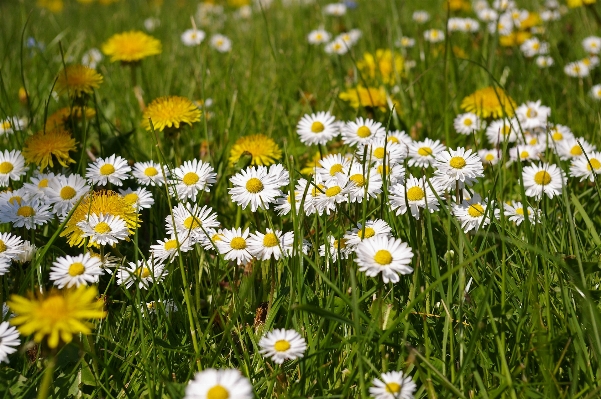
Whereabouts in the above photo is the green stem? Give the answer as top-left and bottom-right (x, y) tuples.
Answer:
(37, 356), (56, 399)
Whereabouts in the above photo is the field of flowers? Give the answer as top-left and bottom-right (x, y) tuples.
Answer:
(1, 0), (601, 397)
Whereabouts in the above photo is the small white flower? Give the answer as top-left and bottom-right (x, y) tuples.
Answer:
(132, 161), (169, 186)
(0, 200), (52, 229)
(49, 253), (104, 288)
(389, 175), (441, 219)
(144, 17), (160, 32)
(485, 118), (519, 145)
(324, 3), (346, 16)
(408, 138), (446, 168)
(522, 163), (566, 200)
(570, 151), (601, 182)
(314, 174), (351, 215)
(556, 138), (596, 160)
(316, 153), (351, 180)
(504, 201), (541, 225)
(181, 28), (206, 47)
(215, 227), (253, 265)
(324, 38), (349, 55)
(452, 194), (499, 233)
(369, 370), (417, 399)
(259, 328), (307, 364)
(169, 159), (217, 201)
(165, 203), (220, 243)
(423, 29), (445, 43)
(478, 148), (501, 165)
(319, 235), (352, 262)
(45, 173), (89, 217)
(210, 34), (232, 52)
(0, 321), (20, 364)
(307, 29), (331, 44)
(515, 100), (551, 130)
(296, 111), (340, 145)
(346, 164), (383, 203)
(77, 213), (129, 246)
(343, 219), (391, 249)
(355, 236), (414, 284)
(564, 61), (590, 78)
(432, 147), (484, 190)
(86, 154), (131, 186)
(247, 229), (294, 260)
(117, 258), (167, 290)
(0, 150), (28, 187)
(583, 36), (601, 54)
(591, 84), (601, 100)
(119, 187), (154, 210)
(150, 235), (193, 263)
(342, 118), (386, 147)
(536, 56), (554, 68)
(412, 10), (430, 23)
(81, 48), (103, 69)
(396, 36), (415, 48)
(454, 113), (482, 135)
(229, 165), (286, 212)
(0, 232), (24, 264)
(184, 369), (252, 399)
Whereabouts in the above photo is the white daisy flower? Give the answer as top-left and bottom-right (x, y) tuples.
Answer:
(324, 38), (349, 55)
(508, 144), (544, 163)
(181, 28), (206, 46)
(77, 213), (129, 246)
(0, 200), (52, 229)
(477, 8), (498, 23)
(319, 236), (352, 262)
(424, 29), (445, 43)
(15, 239), (36, 264)
(86, 154), (131, 186)
(376, 162), (406, 185)
(314, 174), (351, 215)
(347, 164), (383, 203)
(520, 38), (548, 58)
(564, 61), (590, 78)
(556, 138), (596, 160)
(583, 36), (601, 54)
(432, 147), (484, 190)
(247, 229), (294, 261)
(463, 18), (480, 32)
(389, 175), (441, 219)
(408, 138), (446, 168)
(396, 36), (415, 48)
(150, 235), (193, 263)
(274, 190), (300, 216)
(184, 369), (252, 399)
(229, 166), (285, 212)
(132, 161), (169, 186)
(45, 173), (89, 217)
(324, 2), (346, 16)
(355, 236), (414, 283)
(452, 194), (499, 233)
(89, 250), (122, 270)
(197, 228), (224, 251)
(0, 150), (28, 187)
(337, 29), (362, 46)
(412, 10), (430, 23)
(509, 8), (529, 28)
(296, 111), (339, 145)
(0, 188), (27, 208)
(259, 328), (307, 364)
(387, 130), (412, 148)
(341, 118), (386, 146)
(515, 100), (551, 130)
(0, 321), (20, 364)
(591, 84), (601, 100)
(523, 162), (566, 200)
(0, 117), (26, 136)
(0, 232), (24, 263)
(307, 29), (331, 44)
(117, 258), (168, 290)
(546, 124), (573, 144)
(165, 203), (220, 242)
(478, 148), (501, 165)
(119, 187), (155, 210)
(369, 370), (416, 399)
(504, 201), (541, 225)
(169, 159), (217, 201)
(359, 139), (407, 166)
(485, 118), (519, 145)
(454, 113), (482, 135)
(570, 151), (601, 182)
(49, 253), (104, 288)
(488, 14), (513, 35)
(536, 56), (554, 68)
(143, 299), (178, 317)
(295, 176), (325, 216)
(492, 0), (515, 11)
(215, 227), (253, 265)
(0, 259), (9, 276)
(316, 153), (351, 180)
(344, 219), (391, 248)
(144, 17), (160, 32)
(210, 34), (232, 52)
(22, 171), (56, 202)
(81, 48), (103, 69)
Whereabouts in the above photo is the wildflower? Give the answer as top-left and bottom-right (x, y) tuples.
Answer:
(412, 10), (430, 23)
(247, 229), (294, 260)
(454, 113), (482, 135)
(165, 203), (220, 242)
(520, 38), (548, 58)
(132, 160), (169, 186)
(143, 299), (178, 317)
(119, 187), (154, 210)
(102, 30), (161, 63)
(142, 96), (201, 132)
(55, 64), (103, 97)
(485, 118), (518, 145)
(546, 124), (573, 144)
(319, 236), (352, 262)
(504, 201), (541, 225)
(344, 219), (391, 248)
(0, 117), (26, 136)
(389, 176), (441, 219)
(0, 200), (52, 230)
(0, 232), (24, 264)
(461, 87), (516, 119)
(356, 49), (404, 85)
(150, 235), (193, 263)
(341, 117), (386, 146)
(523, 163), (566, 199)
(181, 28), (206, 46)
(77, 213), (129, 246)
(359, 138), (407, 165)
(515, 100), (551, 130)
(259, 329), (307, 364)
(376, 162), (406, 185)
(296, 111), (339, 145)
(556, 138), (596, 160)
(49, 253), (104, 288)
(143, 17), (160, 32)
(45, 173), (89, 217)
(370, 370), (417, 399)
(229, 134), (282, 166)
(184, 369), (253, 399)
(314, 174), (351, 215)
(346, 164), (383, 203)
(536, 56), (554, 68)
(216, 227), (253, 265)
(169, 159), (216, 201)
(210, 34), (232, 52)
(15, 240), (36, 264)
(0, 150), (28, 187)
(355, 236), (414, 283)
(0, 322), (20, 364)
(315, 154), (351, 180)
(45, 106), (96, 130)
(86, 154), (131, 186)
(8, 286), (106, 348)
(591, 84), (601, 100)
(339, 86), (388, 111)
(117, 259), (167, 289)
(324, 39), (349, 55)
(229, 165), (286, 212)
(570, 152), (601, 181)
(324, 2), (346, 15)
(397, 36), (415, 48)
(509, 144), (543, 163)
(564, 61), (590, 78)
(424, 29), (445, 43)
(583, 36), (601, 54)
(307, 29), (331, 44)
(452, 194), (499, 232)
(22, 129), (77, 171)
(408, 138), (446, 168)
(81, 48), (103, 69)
(432, 147), (484, 190)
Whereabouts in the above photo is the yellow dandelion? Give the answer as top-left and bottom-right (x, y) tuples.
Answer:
(499, 31), (532, 47)
(567, 0), (596, 7)
(339, 86), (389, 111)
(229, 134), (282, 166)
(445, 0), (471, 11)
(37, 0), (64, 12)
(141, 96), (201, 132)
(101, 31), (162, 63)
(55, 65), (103, 97)
(460, 87), (516, 119)
(8, 286), (106, 349)
(46, 106), (96, 130)
(22, 129), (77, 171)
(61, 190), (141, 247)
(357, 50), (404, 85)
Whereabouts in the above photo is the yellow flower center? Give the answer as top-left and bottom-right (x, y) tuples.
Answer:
(94, 222), (112, 234)
(407, 186), (425, 201)
(515, 207), (531, 215)
(373, 147), (386, 159)
(144, 166), (158, 176)
(164, 240), (178, 250)
(0, 240), (6, 253)
(570, 146), (583, 156)
(311, 121), (325, 133)
(38, 178), (49, 188)
(387, 136), (399, 144)
(274, 340), (291, 352)
(357, 126), (372, 138)
(534, 170), (551, 185)
(136, 267), (151, 278)
(60, 186), (77, 200)
(385, 382), (401, 393)
(374, 249), (393, 265)
(587, 158), (601, 170)
(311, 184), (325, 197)
(183, 172), (199, 186)
(9, 196), (22, 205)
(206, 385), (229, 399)
(326, 186), (341, 197)
(449, 156), (466, 169)
(502, 126), (511, 136)
(183, 216), (202, 229)
(468, 204), (485, 218)
(1, 121), (11, 130)
(246, 177), (264, 193)
(212, 234), (222, 242)
(333, 238), (347, 249)
(263, 233), (279, 247)
(463, 118), (473, 126)
(350, 174), (365, 187)
(230, 237), (247, 250)
(485, 154), (495, 162)
(100, 164), (115, 175)
(520, 151), (530, 159)
(0, 161), (14, 174)
(417, 147), (432, 156)
(123, 193), (139, 204)
(329, 164), (343, 176)
(68, 262), (86, 276)
(357, 227), (375, 239)
(37, 295), (68, 324)
(17, 206), (35, 217)
(526, 108), (537, 118)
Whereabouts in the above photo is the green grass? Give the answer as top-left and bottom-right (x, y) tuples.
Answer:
(1, 0), (601, 398)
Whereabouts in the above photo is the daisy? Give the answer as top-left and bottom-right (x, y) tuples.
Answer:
(77, 213), (129, 246)
(591, 84), (601, 100)
(570, 152), (601, 182)
(247, 229), (294, 260)
(316, 153), (351, 179)
(117, 258), (167, 289)
(556, 138), (596, 160)
(229, 165), (287, 212)
(452, 194), (499, 233)
(337, 29), (362, 46)
(0, 150), (28, 187)
(215, 227), (253, 265)
(546, 124), (574, 144)
(387, 130), (412, 148)
(296, 111), (339, 145)
(150, 235), (193, 263)
(307, 29), (331, 44)
(407, 138), (446, 168)
(197, 228), (223, 251)
(564, 61), (590, 78)
(22, 171), (56, 202)
(49, 253), (104, 288)
(143, 299), (178, 317)
(344, 219), (391, 248)
(119, 187), (154, 210)
(0, 200), (52, 229)
(0, 117), (26, 136)
(583, 36), (601, 54)
(132, 160), (169, 186)
(181, 28), (205, 46)
(0, 259), (9, 276)
(463, 18), (480, 32)
(397, 36), (415, 48)
(523, 163), (566, 200)
(259, 329), (307, 364)
(424, 29), (445, 43)
(184, 369), (252, 399)
(0, 232), (24, 263)
(169, 159), (217, 201)
(376, 162), (406, 185)
(412, 10), (430, 23)
(360, 139), (406, 165)
(324, 38), (349, 55)
(45, 173), (89, 217)
(324, 3), (346, 16)
(454, 113), (482, 135)
(508, 144), (544, 163)
(81, 48), (103, 69)
(432, 147), (484, 190)
(504, 201), (541, 225)
(369, 370), (416, 399)
(165, 203), (220, 242)
(389, 176), (441, 219)
(319, 236), (352, 262)
(515, 100), (551, 130)
(15, 239), (36, 264)
(347, 164), (383, 203)
(485, 118), (518, 145)
(0, 321), (20, 364)
(478, 149), (500, 166)
(536, 56), (554, 68)
(314, 174), (351, 215)
(274, 190), (300, 216)
(86, 154), (131, 186)
(520, 38), (548, 58)
(354, 235), (414, 284)
(341, 117), (386, 146)
(210, 34), (232, 52)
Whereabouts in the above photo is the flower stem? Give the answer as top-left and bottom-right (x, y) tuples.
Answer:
(37, 356), (56, 399)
